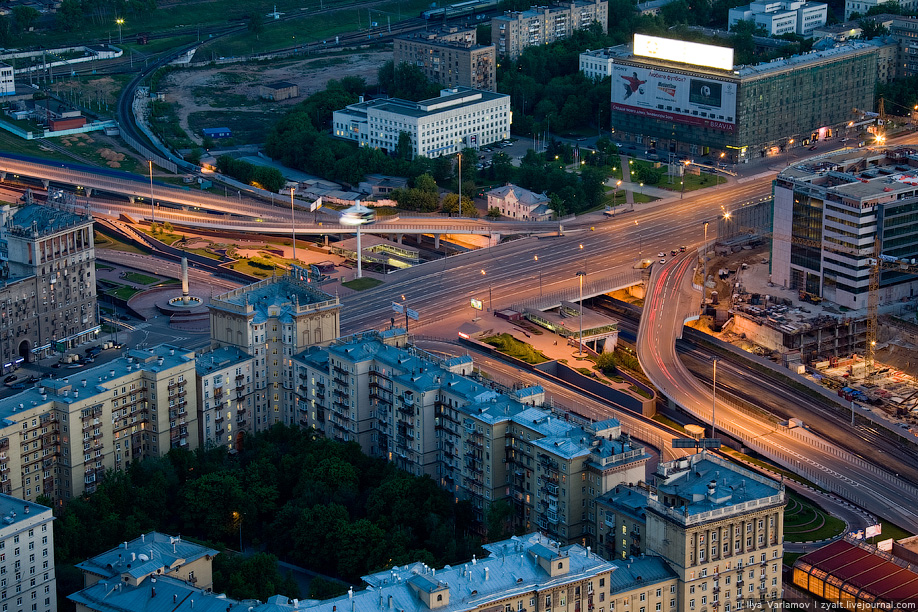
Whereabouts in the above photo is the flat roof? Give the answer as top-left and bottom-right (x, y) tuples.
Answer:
(0, 494), (51, 527)
(195, 345), (252, 376)
(340, 87), (508, 121)
(210, 274), (336, 323)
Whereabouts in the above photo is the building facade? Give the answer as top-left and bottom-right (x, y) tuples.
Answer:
(580, 47), (618, 81)
(0, 64), (13, 97)
(0, 496), (55, 612)
(0, 344), (197, 503)
(772, 147), (918, 310)
(845, 0), (918, 19)
(195, 346), (255, 450)
(891, 16), (918, 78)
(293, 332), (648, 542)
(395, 29), (497, 92)
(0, 204), (99, 366)
(607, 36), (877, 163)
(492, 0), (608, 60)
(728, 0), (827, 37)
(596, 453), (786, 611)
(333, 87), (511, 158)
(487, 184), (553, 220)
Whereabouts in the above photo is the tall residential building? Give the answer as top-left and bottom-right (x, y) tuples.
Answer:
(728, 0), (828, 37)
(891, 16), (918, 78)
(595, 453), (786, 610)
(0, 344), (197, 503)
(293, 332), (648, 541)
(208, 273), (339, 433)
(0, 496), (55, 612)
(772, 147), (918, 309)
(606, 35), (877, 163)
(71, 532), (679, 612)
(395, 28), (497, 92)
(195, 346), (255, 450)
(0, 204), (98, 367)
(492, 0), (608, 59)
(333, 87), (511, 158)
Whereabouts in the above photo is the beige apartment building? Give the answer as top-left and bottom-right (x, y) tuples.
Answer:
(395, 28), (497, 92)
(596, 453), (786, 611)
(294, 332), (647, 538)
(493, 0), (608, 59)
(195, 345), (255, 450)
(208, 273), (339, 433)
(0, 495), (56, 612)
(0, 344), (197, 503)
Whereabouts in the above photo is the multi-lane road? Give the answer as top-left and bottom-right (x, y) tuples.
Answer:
(636, 251), (918, 533)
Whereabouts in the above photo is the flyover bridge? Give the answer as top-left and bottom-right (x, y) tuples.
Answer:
(635, 251), (918, 533)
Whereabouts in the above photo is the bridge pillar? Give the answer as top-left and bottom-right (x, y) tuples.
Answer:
(0, 172), (5, 182)
(41, 179), (49, 190)
(84, 188), (93, 198)
(490, 232), (500, 247)
(128, 196), (135, 204)
(396, 234), (403, 245)
(434, 234), (440, 249)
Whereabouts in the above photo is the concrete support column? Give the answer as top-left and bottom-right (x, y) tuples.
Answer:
(128, 196), (135, 204)
(85, 188), (93, 198)
(434, 234), (440, 249)
(41, 179), (49, 189)
(396, 234), (403, 245)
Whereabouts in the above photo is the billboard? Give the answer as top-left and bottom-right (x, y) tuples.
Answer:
(611, 64), (737, 132)
(634, 34), (734, 71)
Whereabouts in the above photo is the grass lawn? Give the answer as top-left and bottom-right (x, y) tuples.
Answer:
(783, 491), (846, 542)
(95, 263), (115, 271)
(188, 247), (224, 260)
(93, 231), (149, 255)
(877, 520), (913, 541)
(49, 74), (134, 122)
(187, 109), (285, 145)
(342, 277), (383, 290)
(658, 171), (727, 192)
(481, 333), (549, 364)
(124, 272), (163, 285)
(633, 192), (658, 203)
(0, 130), (75, 164)
(106, 286), (143, 301)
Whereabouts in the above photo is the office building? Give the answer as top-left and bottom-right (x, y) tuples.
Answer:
(0, 64), (13, 97)
(333, 87), (511, 158)
(0, 344), (197, 503)
(580, 47), (619, 81)
(596, 452), (786, 609)
(492, 0), (608, 60)
(293, 331), (648, 541)
(772, 147), (918, 310)
(0, 203), (99, 368)
(194, 345), (255, 450)
(394, 28), (497, 92)
(0, 496), (55, 612)
(845, 0), (918, 20)
(71, 533), (681, 612)
(728, 0), (827, 37)
(208, 272), (340, 433)
(607, 35), (877, 163)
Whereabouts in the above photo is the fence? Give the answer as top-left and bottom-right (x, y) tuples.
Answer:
(120, 129), (178, 173)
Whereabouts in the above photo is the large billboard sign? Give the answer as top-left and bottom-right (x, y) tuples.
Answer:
(633, 34), (734, 71)
(611, 64), (737, 132)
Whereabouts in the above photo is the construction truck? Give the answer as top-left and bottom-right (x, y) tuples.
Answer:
(799, 290), (823, 305)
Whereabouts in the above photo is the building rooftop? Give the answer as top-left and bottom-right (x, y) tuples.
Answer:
(210, 274), (337, 324)
(5, 203), (90, 238)
(597, 485), (650, 521)
(75, 532), (218, 581)
(195, 345), (253, 376)
(340, 87), (508, 121)
(649, 452), (783, 521)
(264, 81), (297, 89)
(0, 494), (51, 527)
(0, 344), (194, 424)
(608, 556), (677, 594)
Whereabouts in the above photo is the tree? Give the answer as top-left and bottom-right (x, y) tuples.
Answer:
(377, 61), (441, 101)
(396, 131), (413, 160)
(441, 193), (477, 217)
(413, 173), (438, 194)
(247, 12), (264, 38)
(12, 6), (39, 31)
(486, 207), (501, 219)
(595, 351), (617, 374)
(56, 0), (83, 31)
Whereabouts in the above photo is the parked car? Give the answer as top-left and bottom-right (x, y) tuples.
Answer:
(3, 374), (15, 384)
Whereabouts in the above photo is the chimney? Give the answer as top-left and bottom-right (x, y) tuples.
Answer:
(23, 505), (29, 515)
(348, 588), (354, 599)
(191, 600), (194, 608)
(131, 553), (136, 562)
(174, 595), (178, 603)
(388, 597), (393, 610)
(152, 588), (156, 598)
(484, 568), (489, 581)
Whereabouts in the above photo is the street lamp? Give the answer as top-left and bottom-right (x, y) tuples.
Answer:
(712, 359), (717, 439)
(148, 159), (155, 223)
(340, 202), (376, 279)
(613, 180), (622, 211)
(785, 138), (794, 167)
(534, 255), (542, 298)
(702, 221), (709, 308)
(116, 18), (124, 44)
(232, 511), (243, 552)
(481, 269), (492, 313)
(576, 271), (586, 357)
(457, 150), (462, 214)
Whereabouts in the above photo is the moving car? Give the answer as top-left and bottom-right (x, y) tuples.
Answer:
(657, 252), (666, 258)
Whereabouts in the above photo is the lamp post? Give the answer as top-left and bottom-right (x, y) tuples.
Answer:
(785, 138), (794, 167)
(148, 159), (155, 223)
(289, 187), (297, 264)
(712, 359), (717, 438)
(116, 18), (124, 44)
(534, 255), (542, 298)
(613, 180), (622, 212)
(576, 271), (586, 357)
(232, 511), (243, 553)
(481, 270), (492, 313)
(702, 221), (709, 308)
(457, 150), (462, 214)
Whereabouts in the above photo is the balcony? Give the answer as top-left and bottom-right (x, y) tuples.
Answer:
(545, 482), (559, 496)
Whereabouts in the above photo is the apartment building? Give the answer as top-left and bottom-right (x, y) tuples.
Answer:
(845, 0), (918, 20)
(333, 87), (511, 158)
(772, 147), (918, 309)
(0, 344), (197, 503)
(596, 453), (786, 611)
(208, 273), (339, 434)
(0, 204), (98, 368)
(891, 16), (918, 78)
(492, 0), (608, 60)
(195, 346), (255, 450)
(294, 332), (647, 541)
(0, 496), (55, 612)
(394, 28), (497, 92)
(0, 64), (13, 97)
(728, 0), (827, 37)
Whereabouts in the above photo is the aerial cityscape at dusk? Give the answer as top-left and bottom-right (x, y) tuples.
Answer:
(0, 0), (916, 608)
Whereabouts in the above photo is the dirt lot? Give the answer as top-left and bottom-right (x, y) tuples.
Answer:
(160, 50), (390, 145)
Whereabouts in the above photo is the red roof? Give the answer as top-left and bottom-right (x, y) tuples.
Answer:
(797, 539), (918, 604)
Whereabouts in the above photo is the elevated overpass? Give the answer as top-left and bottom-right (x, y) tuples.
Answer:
(636, 251), (918, 533)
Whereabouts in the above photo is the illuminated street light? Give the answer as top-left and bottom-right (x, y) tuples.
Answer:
(577, 270), (586, 357)
(534, 255), (542, 298)
(340, 202), (376, 279)
(116, 18), (124, 44)
(481, 269), (492, 313)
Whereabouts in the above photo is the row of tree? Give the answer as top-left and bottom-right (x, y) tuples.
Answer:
(49, 425), (491, 609)
(216, 155), (286, 193)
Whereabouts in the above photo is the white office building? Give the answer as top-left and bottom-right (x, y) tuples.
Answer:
(0, 64), (13, 97)
(845, 0), (918, 19)
(0, 496), (56, 612)
(333, 87), (511, 158)
(579, 47), (621, 80)
(729, 0), (828, 37)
